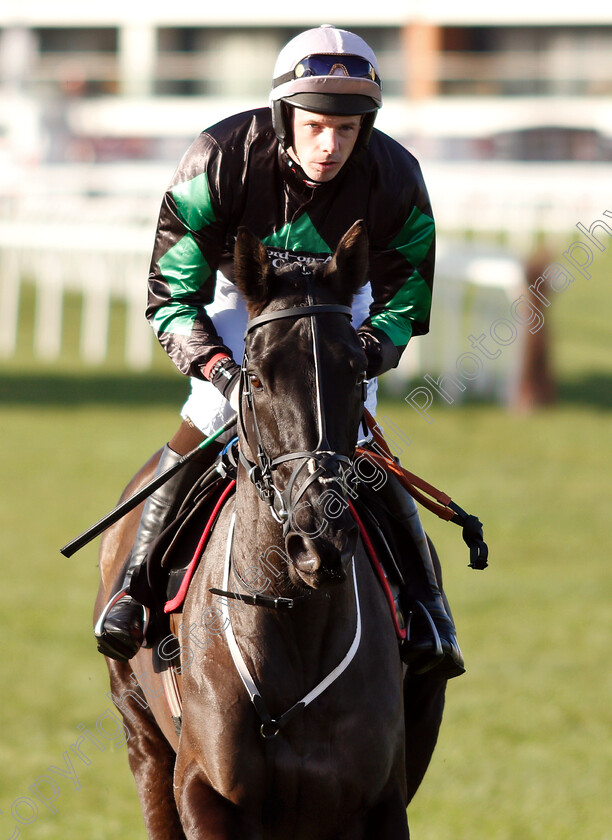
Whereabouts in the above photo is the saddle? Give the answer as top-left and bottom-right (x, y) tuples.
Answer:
(128, 463), (235, 633)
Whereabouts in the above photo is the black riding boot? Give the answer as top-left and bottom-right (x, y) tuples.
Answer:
(376, 472), (465, 680)
(96, 442), (219, 661)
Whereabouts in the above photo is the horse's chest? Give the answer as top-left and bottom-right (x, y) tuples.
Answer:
(180, 539), (404, 829)
(184, 647), (403, 819)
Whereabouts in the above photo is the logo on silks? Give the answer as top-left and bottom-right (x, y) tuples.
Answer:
(265, 248), (333, 273)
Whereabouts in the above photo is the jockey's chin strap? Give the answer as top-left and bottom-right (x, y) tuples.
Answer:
(238, 300), (356, 534)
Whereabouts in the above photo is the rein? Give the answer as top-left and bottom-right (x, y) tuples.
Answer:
(361, 411), (488, 570)
(238, 301), (355, 532)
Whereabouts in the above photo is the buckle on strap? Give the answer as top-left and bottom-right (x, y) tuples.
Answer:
(209, 587), (300, 610)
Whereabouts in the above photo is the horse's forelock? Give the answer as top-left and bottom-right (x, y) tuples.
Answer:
(248, 266), (313, 315)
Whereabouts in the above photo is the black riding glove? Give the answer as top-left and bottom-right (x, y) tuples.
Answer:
(357, 326), (402, 379)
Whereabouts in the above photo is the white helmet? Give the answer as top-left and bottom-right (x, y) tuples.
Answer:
(270, 25), (383, 149)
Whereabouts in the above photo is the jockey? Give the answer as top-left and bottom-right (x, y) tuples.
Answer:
(97, 25), (464, 679)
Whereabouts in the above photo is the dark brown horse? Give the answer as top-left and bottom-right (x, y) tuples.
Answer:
(95, 222), (446, 839)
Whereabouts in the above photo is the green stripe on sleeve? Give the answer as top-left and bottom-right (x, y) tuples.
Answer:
(370, 270), (432, 346)
(171, 172), (216, 232)
(150, 304), (199, 337)
(389, 205), (435, 268)
(157, 232), (212, 298)
(154, 232), (212, 336)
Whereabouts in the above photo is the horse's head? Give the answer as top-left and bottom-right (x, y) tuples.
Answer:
(234, 221), (369, 589)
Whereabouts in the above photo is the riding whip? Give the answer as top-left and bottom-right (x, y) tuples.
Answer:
(60, 414), (237, 558)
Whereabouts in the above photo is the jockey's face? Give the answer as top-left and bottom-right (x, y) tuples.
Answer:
(289, 110), (363, 183)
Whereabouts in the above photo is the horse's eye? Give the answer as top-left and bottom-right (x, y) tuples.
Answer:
(249, 373), (263, 390)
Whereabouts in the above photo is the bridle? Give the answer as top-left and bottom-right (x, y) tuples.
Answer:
(238, 300), (360, 535)
(217, 299), (367, 739)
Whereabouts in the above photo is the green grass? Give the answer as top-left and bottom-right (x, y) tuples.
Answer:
(1, 237), (611, 838)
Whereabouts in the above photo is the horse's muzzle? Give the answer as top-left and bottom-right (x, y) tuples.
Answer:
(285, 524), (357, 589)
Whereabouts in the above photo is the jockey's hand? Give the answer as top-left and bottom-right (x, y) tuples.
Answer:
(209, 357), (241, 403)
(357, 326), (401, 378)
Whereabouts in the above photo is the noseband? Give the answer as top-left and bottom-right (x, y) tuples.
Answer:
(238, 302), (356, 534)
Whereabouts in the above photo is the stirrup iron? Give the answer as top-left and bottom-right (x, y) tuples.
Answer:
(94, 587), (150, 641)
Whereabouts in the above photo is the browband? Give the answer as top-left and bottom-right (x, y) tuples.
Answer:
(244, 304), (352, 337)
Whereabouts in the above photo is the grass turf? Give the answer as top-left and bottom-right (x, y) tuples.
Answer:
(1, 236), (611, 838)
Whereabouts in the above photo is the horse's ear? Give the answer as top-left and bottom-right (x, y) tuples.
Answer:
(324, 220), (369, 303)
(234, 227), (273, 309)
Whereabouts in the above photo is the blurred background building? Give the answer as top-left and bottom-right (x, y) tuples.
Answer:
(1, 2), (610, 397)
(2, 3), (611, 220)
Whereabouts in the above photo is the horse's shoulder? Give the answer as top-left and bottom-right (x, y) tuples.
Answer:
(97, 448), (164, 596)
(120, 449), (164, 502)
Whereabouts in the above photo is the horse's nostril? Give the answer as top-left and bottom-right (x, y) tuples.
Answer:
(286, 533), (320, 572)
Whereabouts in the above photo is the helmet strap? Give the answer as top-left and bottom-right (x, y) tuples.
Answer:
(281, 101), (294, 149)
